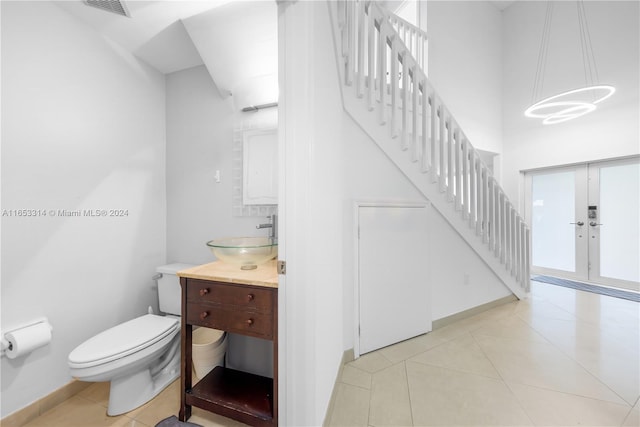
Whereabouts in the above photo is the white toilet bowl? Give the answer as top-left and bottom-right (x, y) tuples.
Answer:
(68, 314), (181, 415)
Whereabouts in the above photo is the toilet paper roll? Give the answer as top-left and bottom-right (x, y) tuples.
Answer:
(5, 322), (52, 359)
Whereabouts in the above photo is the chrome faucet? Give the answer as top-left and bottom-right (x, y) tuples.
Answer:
(256, 214), (277, 241)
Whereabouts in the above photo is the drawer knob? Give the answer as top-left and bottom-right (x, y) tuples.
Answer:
(200, 311), (209, 320)
(199, 288), (209, 297)
(247, 294), (254, 301)
(246, 318), (254, 326)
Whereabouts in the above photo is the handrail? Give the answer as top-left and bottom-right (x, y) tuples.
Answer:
(335, 0), (530, 293)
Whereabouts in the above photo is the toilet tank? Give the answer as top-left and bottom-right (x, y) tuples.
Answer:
(156, 263), (195, 315)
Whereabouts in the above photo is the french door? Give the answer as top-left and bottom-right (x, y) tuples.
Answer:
(524, 157), (639, 292)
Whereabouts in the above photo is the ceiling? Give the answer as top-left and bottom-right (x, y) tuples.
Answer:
(182, 1), (277, 103)
(54, 0), (278, 107)
(55, 1), (228, 73)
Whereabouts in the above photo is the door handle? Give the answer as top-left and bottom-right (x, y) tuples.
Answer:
(570, 221), (584, 226)
(589, 221), (603, 227)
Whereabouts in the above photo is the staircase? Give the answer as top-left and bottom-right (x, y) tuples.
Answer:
(330, 1), (530, 299)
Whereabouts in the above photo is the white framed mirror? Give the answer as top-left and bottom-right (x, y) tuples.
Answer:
(243, 128), (278, 205)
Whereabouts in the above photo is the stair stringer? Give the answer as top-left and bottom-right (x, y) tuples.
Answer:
(327, 2), (527, 299)
(343, 95), (526, 299)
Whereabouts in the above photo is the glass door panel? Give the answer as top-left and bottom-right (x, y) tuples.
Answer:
(531, 171), (576, 272)
(589, 160), (640, 289)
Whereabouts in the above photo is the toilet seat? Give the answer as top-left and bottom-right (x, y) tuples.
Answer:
(69, 314), (179, 369)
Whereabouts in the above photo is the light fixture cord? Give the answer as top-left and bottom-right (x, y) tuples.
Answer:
(577, 0), (600, 102)
(532, 2), (554, 104)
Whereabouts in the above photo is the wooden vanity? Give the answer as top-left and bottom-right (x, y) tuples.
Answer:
(177, 261), (278, 426)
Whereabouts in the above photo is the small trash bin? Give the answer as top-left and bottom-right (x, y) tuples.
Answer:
(192, 327), (226, 382)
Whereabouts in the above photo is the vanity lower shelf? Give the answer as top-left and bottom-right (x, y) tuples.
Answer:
(187, 366), (274, 426)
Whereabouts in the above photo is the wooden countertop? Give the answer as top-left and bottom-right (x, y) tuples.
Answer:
(177, 260), (278, 288)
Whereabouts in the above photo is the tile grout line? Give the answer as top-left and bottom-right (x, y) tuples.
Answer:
(468, 316), (537, 426)
(620, 401), (639, 427)
(403, 361), (415, 427)
(515, 297), (637, 407)
(406, 332), (513, 381)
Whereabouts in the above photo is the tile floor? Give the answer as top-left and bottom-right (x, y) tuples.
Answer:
(20, 377), (248, 427)
(19, 281), (640, 427)
(328, 281), (640, 426)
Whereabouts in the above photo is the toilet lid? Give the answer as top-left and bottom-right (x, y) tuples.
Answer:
(69, 314), (179, 368)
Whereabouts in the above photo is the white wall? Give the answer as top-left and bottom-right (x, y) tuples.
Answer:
(428, 209), (512, 319)
(426, 1), (503, 155)
(1, 1), (166, 418)
(165, 65), (270, 266)
(501, 1), (639, 203)
(278, 2), (346, 423)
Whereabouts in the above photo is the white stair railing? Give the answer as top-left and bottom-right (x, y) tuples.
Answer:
(387, 12), (427, 71)
(335, 0), (530, 296)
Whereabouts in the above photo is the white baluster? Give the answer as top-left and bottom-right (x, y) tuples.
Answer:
(415, 32), (420, 69)
(524, 228), (531, 291)
(439, 107), (446, 192)
(356, 1), (365, 98)
(503, 197), (510, 266)
(418, 32), (423, 68)
(403, 23), (408, 51)
(401, 51), (409, 150)
(469, 148), (476, 229)
(510, 207), (516, 275)
(390, 36), (398, 138)
(338, 1), (346, 35)
(462, 136), (469, 219)
(367, 12), (375, 111)
(482, 168), (489, 243)
(454, 130), (462, 211)
(516, 211), (520, 278)
(345, 1), (355, 86)
(410, 28), (415, 60)
(494, 187), (501, 257)
(430, 96), (438, 183)
(378, 25), (387, 125)
(516, 216), (522, 282)
(488, 177), (496, 250)
(476, 161), (483, 236)
(520, 222), (526, 288)
(447, 119), (454, 202)
(507, 200), (513, 268)
(411, 64), (419, 162)
(421, 77), (429, 172)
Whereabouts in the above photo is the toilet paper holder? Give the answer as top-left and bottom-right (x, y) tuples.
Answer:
(1, 317), (53, 357)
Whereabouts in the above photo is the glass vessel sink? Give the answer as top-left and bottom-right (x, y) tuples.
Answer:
(206, 237), (277, 270)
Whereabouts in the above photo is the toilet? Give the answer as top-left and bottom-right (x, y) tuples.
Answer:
(68, 263), (225, 416)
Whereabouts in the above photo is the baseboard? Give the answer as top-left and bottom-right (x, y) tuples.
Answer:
(322, 348), (354, 427)
(0, 380), (91, 427)
(432, 295), (518, 330)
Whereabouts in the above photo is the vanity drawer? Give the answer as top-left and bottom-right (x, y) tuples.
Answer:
(186, 280), (274, 313)
(186, 303), (274, 339)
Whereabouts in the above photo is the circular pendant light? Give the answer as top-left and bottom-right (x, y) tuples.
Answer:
(525, 85), (615, 125)
(525, 2), (614, 125)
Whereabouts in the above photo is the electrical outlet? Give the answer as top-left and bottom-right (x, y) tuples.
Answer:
(463, 273), (470, 285)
